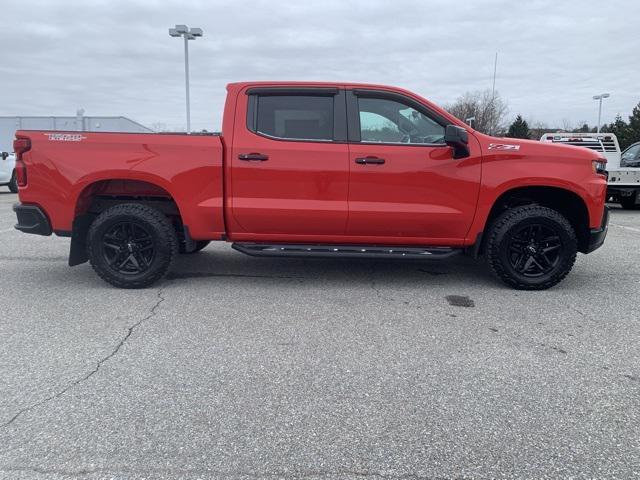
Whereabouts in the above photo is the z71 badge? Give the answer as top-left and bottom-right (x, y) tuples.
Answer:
(488, 143), (520, 151)
(44, 133), (87, 142)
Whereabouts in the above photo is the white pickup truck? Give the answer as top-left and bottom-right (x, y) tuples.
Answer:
(540, 133), (640, 209)
(0, 151), (17, 193)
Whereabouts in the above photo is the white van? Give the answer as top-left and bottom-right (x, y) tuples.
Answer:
(540, 132), (640, 209)
(0, 152), (17, 193)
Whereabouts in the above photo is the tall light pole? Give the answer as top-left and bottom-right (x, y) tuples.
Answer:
(593, 93), (610, 133)
(169, 25), (203, 133)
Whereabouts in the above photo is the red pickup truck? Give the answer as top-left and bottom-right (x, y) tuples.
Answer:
(12, 81), (609, 290)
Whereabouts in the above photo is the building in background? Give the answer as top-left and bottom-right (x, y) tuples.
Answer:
(0, 110), (152, 152)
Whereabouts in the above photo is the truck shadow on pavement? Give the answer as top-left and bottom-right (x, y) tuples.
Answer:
(161, 249), (499, 289)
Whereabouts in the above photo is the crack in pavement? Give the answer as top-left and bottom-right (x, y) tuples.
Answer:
(369, 262), (395, 303)
(1, 287), (166, 429)
(0, 465), (435, 480)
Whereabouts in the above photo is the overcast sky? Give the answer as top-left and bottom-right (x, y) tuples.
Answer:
(1, 0), (638, 132)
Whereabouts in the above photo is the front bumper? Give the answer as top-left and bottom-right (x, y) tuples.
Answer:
(13, 203), (52, 236)
(584, 206), (609, 253)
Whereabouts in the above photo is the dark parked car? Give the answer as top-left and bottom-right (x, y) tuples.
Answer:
(621, 142), (640, 167)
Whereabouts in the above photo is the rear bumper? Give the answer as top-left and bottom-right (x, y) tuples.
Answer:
(13, 203), (52, 236)
(584, 206), (609, 254)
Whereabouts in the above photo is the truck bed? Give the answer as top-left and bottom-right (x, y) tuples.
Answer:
(15, 130), (226, 239)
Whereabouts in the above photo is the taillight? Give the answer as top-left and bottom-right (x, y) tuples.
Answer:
(13, 136), (31, 187)
(13, 137), (31, 156)
(15, 158), (27, 186)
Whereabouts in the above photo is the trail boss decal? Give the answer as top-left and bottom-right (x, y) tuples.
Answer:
(488, 143), (520, 151)
(44, 133), (87, 142)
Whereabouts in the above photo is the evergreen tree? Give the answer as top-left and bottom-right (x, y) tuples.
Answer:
(625, 102), (640, 149)
(506, 115), (530, 139)
(605, 114), (630, 150)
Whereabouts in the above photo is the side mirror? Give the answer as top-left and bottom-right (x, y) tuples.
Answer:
(445, 125), (470, 159)
(1, 152), (7, 160)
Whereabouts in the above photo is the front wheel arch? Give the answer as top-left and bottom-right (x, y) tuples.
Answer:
(479, 186), (590, 255)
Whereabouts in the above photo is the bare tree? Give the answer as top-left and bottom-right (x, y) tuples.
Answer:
(445, 89), (508, 135)
(559, 118), (572, 132)
(529, 120), (552, 140)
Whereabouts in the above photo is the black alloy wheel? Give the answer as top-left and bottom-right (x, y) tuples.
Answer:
(87, 203), (177, 288)
(101, 222), (156, 275)
(486, 205), (577, 290)
(505, 224), (562, 277)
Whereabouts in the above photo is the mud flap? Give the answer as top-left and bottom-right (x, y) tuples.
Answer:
(68, 214), (94, 266)
(181, 225), (197, 253)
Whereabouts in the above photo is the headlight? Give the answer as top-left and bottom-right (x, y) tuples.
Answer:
(592, 160), (607, 175)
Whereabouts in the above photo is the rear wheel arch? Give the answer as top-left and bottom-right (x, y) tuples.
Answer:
(480, 186), (591, 254)
(74, 178), (182, 217)
(70, 179), (189, 266)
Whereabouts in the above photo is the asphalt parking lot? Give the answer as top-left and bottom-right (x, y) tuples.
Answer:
(0, 191), (638, 479)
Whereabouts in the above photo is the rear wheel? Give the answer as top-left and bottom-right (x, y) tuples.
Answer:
(486, 205), (577, 290)
(620, 195), (639, 210)
(87, 203), (177, 288)
(8, 170), (18, 193)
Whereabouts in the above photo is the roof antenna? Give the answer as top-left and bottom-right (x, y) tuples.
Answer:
(490, 52), (498, 135)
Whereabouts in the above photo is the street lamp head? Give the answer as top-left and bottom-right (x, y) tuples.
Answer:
(186, 33), (196, 40)
(190, 27), (203, 37)
(174, 24), (188, 34)
(593, 93), (611, 100)
(168, 28), (180, 37)
(602, 93), (610, 98)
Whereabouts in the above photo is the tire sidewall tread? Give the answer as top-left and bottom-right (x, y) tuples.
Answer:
(486, 205), (577, 290)
(87, 203), (177, 289)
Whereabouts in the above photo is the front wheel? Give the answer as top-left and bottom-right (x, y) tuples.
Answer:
(486, 205), (577, 290)
(87, 203), (178, 288)
(8, 170), (18, 193)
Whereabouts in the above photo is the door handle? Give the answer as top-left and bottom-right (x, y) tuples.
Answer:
(355, 156), (385, 165)
(238, 153), (269, 161)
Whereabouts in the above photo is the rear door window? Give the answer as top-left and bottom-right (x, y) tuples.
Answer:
(254, 95), (334, 141)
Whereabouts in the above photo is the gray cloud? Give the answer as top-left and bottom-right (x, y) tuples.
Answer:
(1, 0), (638, 131)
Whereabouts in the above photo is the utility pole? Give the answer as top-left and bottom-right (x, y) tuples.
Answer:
(169, 25), (204, 133)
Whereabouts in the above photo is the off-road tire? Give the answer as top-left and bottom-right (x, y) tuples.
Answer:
(486, 205), (577, 290)
(619, 195), (639, 210)
(8, 171), (18, 193)
(87, 203), (178, 289)
(179, 240), (210, 254)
